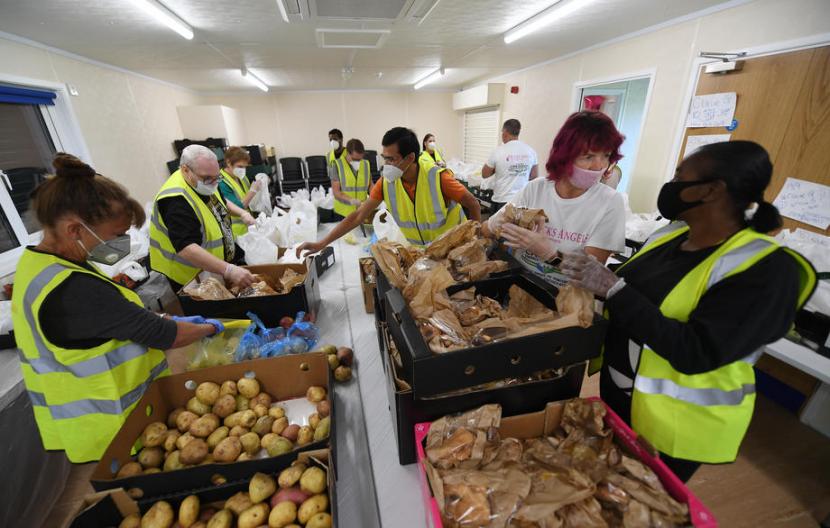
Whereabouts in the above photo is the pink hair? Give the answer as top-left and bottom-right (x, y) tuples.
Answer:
(545, 111), (625, 181)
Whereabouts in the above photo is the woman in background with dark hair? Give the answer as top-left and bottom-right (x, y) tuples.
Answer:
(419, 133), (445, 167)
(482, 111), (626, 286)
(561, 140), (817, 481)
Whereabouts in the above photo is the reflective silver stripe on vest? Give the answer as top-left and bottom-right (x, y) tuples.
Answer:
(156, 186), (217, 247)
(642, 222), (688, 248)
(608, 365), (633, 394)
(385, 165), (453, 231)
(21, 264), (151, 378)
(27, 359), (168, 419)
(149, 239), (196, 266)
(707, 238), (774, 288)
(335, 159), (368, 192)
(634, 375), (755, 406)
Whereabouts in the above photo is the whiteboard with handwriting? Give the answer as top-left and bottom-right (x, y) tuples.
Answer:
(772, 177), (830, 230)
(683, 134), (731, 158)
(687, 92), (737, 128)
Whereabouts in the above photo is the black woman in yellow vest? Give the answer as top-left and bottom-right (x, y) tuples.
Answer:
(331, 138), (371, 221)
(12, 154), (226, 463)
(219, 146), (263, 237)
(560, 141), (816, 482)
(419, 133), (446, 168)
(296, 127), (481, 255)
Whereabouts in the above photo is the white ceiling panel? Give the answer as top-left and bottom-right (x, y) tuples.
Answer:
(0, 0), (736, 92)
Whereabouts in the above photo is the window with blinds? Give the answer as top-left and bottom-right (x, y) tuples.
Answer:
(463, 106), (500, 166)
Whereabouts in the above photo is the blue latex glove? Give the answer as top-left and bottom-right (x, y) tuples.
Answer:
(204, 318), (225, 335)
(171, 315), (206, 325)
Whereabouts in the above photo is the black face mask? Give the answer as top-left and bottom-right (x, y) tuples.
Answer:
(657, 180), (712, 220)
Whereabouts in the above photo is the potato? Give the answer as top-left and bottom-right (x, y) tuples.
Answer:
(187, 397), (211, 416)
(167, 407), (186, 428)
(225, 410), (256, 428)
(326, 353), (339, 371)
(178, 495), (200, 528)
(213, 436), (242, 462)
(163, 430), (181, 452)
(207, 426), (229, 450)
(163, 450), (183, 471)
(264, 437), (293, 457)
(252, 416), (275, 436)
(219, 380), (237, 397)
(144, 468), (162, 474)
(251, 392), (273, 409)
(238, 503), (270, 528)
(176, 411), (199, 433)
(118, 513), (140, 528)
(237, 377), (261, 399)
(138, 447), (164, 469)
(271, 417), (289, 435)
(297, 495), (328, 525)
(190, 415), (219, 438)
(141, 500), (174, 528)
(268, 500), (297, 528)
(268, 406), (286, 420)
(306, 512), (333, 528)
(229, 425), (250, 437)
(278, 464), (306, 488)
(116, 461), (143, 478)
(206, 509), (233, 528)
(308, 413), (320, 430)
(249, 472), (277, 503)
(306, 386), (326, 403)
(240, 432), (261, 455)
(334, 365), (352, 382)
(296, 426), (313, 446)
(313, 417), (330, 442)
(212, 394), (237, 419)
(141, 422), (168, 448)
(195, 382), (221, 406)
(316, 401), (330, 418)
(271, 487), (310, 507)
(180, 438), (208, 465)
(190, 523), (206, 528)
(198, 508), (217, 522)
(253, 404), (268, 417)
(201, 454), (215, 465)
(237, 452), (252, 461)
(224, 491), (254, 516)
(336, 346), (354, 367)
(281, 424), (299, 442)
(317, 344), (337, 355)
(235, 395), (250, 412)
(299, 467), (327, 494)
(176, 432), (196, 450)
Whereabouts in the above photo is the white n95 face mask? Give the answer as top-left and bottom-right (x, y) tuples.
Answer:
(350, 160), (360, 172)
(232, 167), (246, 179)
(195, 179), (219, 196)
(330, 140), (340, 150)
(382, 163), (403, 182)
(427, 141), (437, 150)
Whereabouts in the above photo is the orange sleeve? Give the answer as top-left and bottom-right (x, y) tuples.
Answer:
(369, 178), (385, 201)
(439, 169), (469, 203)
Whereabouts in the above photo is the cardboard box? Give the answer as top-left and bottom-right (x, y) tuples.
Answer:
(359, 257), (376, 314)
(385, 271), (607, 398)
(380, 321), (585, 465)
(73, 450), (337, 527)
(414, 400), (717, 528)
(178, 260), (321, 328)
(91, 353), (334, 500)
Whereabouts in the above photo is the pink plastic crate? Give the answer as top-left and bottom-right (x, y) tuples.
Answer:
(414, 397), (717, 528)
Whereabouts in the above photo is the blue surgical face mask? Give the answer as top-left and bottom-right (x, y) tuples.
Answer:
(78, 223), (131, 265)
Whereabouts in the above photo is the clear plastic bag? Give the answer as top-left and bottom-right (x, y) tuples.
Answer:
(186, 320), (252, 370)
(249, 173), (273, 215)
(287, 311), (320, 350)
(234, 322), (264, 362)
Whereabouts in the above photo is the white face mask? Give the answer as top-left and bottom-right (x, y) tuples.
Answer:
(329, 140), (340, 150)
(232, 167), (246, 179)
(195, 179), (219, 196)
(350, 160), (360, 172)
(382, 164), (403, 182)
(427, 141), (437, 151)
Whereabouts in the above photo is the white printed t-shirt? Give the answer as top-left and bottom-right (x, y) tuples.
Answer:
(492, 177), (625, 286)
(485, 140), (538, 203)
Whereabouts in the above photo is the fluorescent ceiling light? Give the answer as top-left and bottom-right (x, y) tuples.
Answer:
(131, 0), (194, 40)
(275, 0), (290, 23)
(504, 0), (592, 44)
(241, 68), (270, 92)
(414, 68), (444, 90)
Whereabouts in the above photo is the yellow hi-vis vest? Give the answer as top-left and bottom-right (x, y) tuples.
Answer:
(382, 162), (466, 247)
(419, 149), (443, 167)
(12, 249), (169, 462)
(327, 148), (346, 167)
(150, 169), (227, 286)
(220, 168), (251, 238)
(333, 157), (370, 217)
(610, 222), (816, 463)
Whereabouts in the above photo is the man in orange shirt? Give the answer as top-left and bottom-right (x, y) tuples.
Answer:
(297, 127), (480, 253)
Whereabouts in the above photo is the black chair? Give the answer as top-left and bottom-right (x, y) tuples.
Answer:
(365, 149), (381, 183)
(278, 157), (307, 194)
(305, 155), (331, 190)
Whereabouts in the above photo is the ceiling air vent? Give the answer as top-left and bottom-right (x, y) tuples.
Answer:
(276, 0), (309, 22)
(315, 29), (390, 49)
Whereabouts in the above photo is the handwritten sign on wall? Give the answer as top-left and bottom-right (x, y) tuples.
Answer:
(683, 134), (731, 158)
(687, 92), (737, 128)
(772, 177), (830, 230)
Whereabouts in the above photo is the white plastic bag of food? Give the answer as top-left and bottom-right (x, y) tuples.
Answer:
(288, 199), (318, 245)
(373, 205), (409, 245)
(237, 231), (280, 265)
(249, 173), (273, 216)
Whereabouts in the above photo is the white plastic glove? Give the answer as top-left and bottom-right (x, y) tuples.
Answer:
(249, 180), (263, 193)
(486, 214), (506, 238)
(240, 211), (256, 226)
(560, 249), (623, 297)
(349, 198), (362, 207)
(224, 263), (255, 288)
(501, 223), (558, 261)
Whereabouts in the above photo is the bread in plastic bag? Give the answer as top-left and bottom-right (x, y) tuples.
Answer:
(182, 277), (234, 300)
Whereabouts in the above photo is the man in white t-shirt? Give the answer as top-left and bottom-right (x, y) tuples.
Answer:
(481, 119), (538, 211)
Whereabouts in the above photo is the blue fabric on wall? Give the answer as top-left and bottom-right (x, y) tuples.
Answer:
(0, 85), (57, 106)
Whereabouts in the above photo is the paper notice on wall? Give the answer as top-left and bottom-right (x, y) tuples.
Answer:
(682, 134), (731, 158)
(772, 178), (830, 229)
(686, 92), (737, 128)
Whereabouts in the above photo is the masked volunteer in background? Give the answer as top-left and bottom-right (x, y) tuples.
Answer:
(151, 145), (256, 292)
(326, 128), (346, 168)
(219, 146), (263, 237)
(331, 138), (371, 221)
(561, 141), (816, 482)
(419, 133), (446, 168)
(12, 154), (225, 462)
(297, 126), (480, 254)
(481, 119), (539, 211)
(482, 111), (626, 286)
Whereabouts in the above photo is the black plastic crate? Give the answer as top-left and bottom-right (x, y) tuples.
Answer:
(315, 246), (336, 278)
